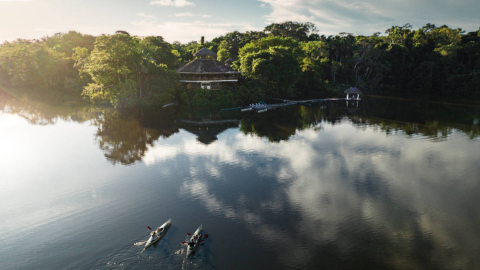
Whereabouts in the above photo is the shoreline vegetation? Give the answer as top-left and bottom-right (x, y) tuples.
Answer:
(1, 22), (479, 111)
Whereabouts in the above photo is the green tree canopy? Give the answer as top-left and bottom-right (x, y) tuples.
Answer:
(43, 31), (95, 57)
(264, 21), (318, 42)
(77, 33), (178, 108)
(0, 40), (68, 90)
(237, 36), (303, 97)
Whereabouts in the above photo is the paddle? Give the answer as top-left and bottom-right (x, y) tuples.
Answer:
(143, 226), (153, 236)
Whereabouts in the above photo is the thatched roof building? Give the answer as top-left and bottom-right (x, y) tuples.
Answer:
(176, 48), (240, 90)
(176, 59), (236, 73)
(194, 48), (217, 58)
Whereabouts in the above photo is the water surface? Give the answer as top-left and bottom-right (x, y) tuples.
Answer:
(1, 91), (479, 269)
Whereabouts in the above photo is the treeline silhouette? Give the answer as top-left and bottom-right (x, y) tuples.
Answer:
(1, 22), (479, 108)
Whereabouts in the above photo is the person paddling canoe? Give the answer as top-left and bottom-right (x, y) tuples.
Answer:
(186, 225), (203, 257)
(144, 219), (172, 250)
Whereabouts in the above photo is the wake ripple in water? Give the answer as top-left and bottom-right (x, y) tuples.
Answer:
(96, 235), (211, 269)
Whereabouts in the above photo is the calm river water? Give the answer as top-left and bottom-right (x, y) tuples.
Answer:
(1, 90), (480, 270)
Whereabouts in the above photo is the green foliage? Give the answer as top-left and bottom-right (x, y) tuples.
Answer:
(2, 21), (480, 109)
(264, 21), (317, 42)
(179, 83), (266, 110)
(180, 88), (234, 109)
(0, 40), (69, 91)
(224, 22), (479, 99)
(385, 23), (412, 45)
(43, 31), (95, 57)
(217, 48), (230, 63)
(141, 66), (179, 107)
(301, 41), (329, 77)
(78, 34), (141, 107)
(351, 37), (389, 90)
(172, 41), (201, 63)
(238, 36), (303, 56)
(205, 36), (224, 53)
(237, 36), (302, 97)
(77, 34), (179, 108)
(216, 31), (267, 60)
(0, 31), (97, 101)
(231, 84), (266, 105)
(141, 36), (178, 69)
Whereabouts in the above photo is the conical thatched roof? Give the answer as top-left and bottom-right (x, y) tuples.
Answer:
(115, 30), (130, 36)
(225, 58), (234, 65)
(194, 48), (217, 57)
(176, 59), (239, 74)
(181, 123), (238, 145)
(344, 87), (362, 94)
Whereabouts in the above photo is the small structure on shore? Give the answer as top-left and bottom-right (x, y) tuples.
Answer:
(345, 87), (362, 100)
(176, 48), (240, 90)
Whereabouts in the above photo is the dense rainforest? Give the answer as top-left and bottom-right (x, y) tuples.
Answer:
(0, 22), (479, 109)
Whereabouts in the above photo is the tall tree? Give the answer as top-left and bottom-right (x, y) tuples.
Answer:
(77, 33), (179, 107)
(237, 36), (303, 97)
(264, 21), (318, 42)
(217, 31), (267, 60)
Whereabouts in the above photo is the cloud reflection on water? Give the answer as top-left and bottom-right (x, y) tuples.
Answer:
(2, 89), (480, 269)
(146, 119), (480, 269)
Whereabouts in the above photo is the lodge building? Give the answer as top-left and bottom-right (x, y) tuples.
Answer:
(176, 48), (240, 90)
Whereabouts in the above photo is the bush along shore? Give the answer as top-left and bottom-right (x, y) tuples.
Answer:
(1, 22), (479, 110)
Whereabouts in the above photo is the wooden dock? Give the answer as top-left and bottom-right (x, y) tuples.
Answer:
(266, 97), (361, 103)
(220, 97), (361, 113)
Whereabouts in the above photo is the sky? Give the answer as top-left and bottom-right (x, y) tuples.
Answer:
(1, 0), (479, 44)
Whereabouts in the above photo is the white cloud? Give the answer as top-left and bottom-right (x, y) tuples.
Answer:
(137, 13), (155, 19)
(131, 20), (260, 43)
(150, 0), (194, 7)
(143, 144), (179, 165)
(258, 0), (480, 35)
(33, 28), (54, 32)
(172, 13), (212, 18)
(131, 20), (155, 29)
(174, 12), (193, 17)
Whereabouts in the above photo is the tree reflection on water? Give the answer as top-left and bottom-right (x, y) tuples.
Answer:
(1, 88), (479, 166)
(92, 110), (178, 165)
(239, 99), (480, 142)
(2, 89), (480, 269)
